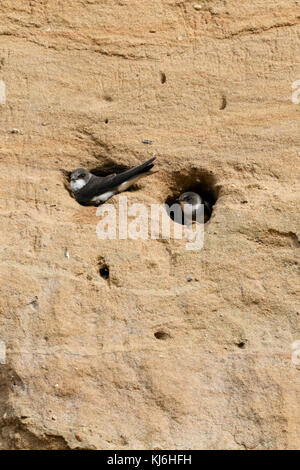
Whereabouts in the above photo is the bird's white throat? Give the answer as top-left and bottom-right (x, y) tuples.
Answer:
(71, 178), (87, 191)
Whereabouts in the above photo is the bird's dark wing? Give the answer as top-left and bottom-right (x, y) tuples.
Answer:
(102, 157), (156, 188)
(74, 157), (156, 204)
(75, 157), (156, 204)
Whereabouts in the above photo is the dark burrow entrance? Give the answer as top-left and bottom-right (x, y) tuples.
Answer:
(154, 330), (171, 340)
(165, 168), (219, 224)
(98, 257), (110, 281)
(99, 265), (109, 279)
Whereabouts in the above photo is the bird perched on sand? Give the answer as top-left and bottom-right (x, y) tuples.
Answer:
(177, 191), (212, 224)
(70, 157), (156, 205)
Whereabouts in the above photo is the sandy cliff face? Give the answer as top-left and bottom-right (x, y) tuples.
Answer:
(0, 0), (299, 449)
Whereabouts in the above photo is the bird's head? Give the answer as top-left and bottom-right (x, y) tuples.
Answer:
(176, 191), (201, 207)
(70, 168), (91, 191)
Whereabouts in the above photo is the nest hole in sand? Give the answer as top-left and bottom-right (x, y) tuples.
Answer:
(98, 257), (110, 280)
(165, 167), (220, 225)
(154, 330), (171, 340)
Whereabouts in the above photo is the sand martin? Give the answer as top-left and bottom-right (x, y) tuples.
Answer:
(70, 157), (156, 205)
(177, 191), (212, 224)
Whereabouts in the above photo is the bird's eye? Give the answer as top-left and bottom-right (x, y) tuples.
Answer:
(80, 174), (85, 178)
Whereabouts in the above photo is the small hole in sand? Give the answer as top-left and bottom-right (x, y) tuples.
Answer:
(220, 95), (227, 110)
(99, 265), (109, 280)
(104, 119), (109, 124)
(154, 330), (171, 340)
(98, 256), (110, 280)
(104, 95), (113, 102)
(237, 341), (246, 349)
(160, 72), (166, 84)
